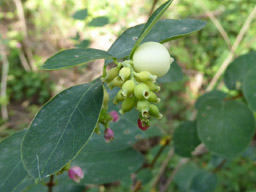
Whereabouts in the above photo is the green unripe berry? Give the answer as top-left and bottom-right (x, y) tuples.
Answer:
(107, 76), (124, 89)
(149, 104), (162, 119)
(104, 66), (120, 82)
(134, 71), (157, 82)
(134, 83), (150, 100)
(133, 42), (174, 77)
(120, 97), (135, 114)
(137, 100), (150, 118)
(144, 81), (161, 92)
(119, 67), (131, 81)
(121, 80), (135, 97)
(148, 91), (160, 103)
(113, 90), (126, 104)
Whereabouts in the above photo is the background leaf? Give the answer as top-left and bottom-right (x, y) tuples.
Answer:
(224, 51), (256, 90)
(173, 121), (201, 157)
(21, 79), (103, 179)
(157, 60), (183, 83)
(242, 66), (256, 111)
(0, 130), (28, 192)
(88, 16), (109, 27)
(129, 0), (173, 58)
(72, 9), (88, 20)
(72, 147), (144, 184)
(173, 163), (202, 192)
(197, 99), (255, 159)
(105, 19), (206, 65)
(42, 48), (115, 70)
(190, 171), (218, 192)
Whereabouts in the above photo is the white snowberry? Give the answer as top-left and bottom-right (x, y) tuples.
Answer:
(133, 42), (174, 77)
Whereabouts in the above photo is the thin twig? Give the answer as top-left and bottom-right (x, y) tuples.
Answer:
(206, 5), (256, 91)
(151, 148), (174, 189)
(199, 0), (231, 49)
(161, 158), (188, 192)
(148, 0), (158, 17)
(13, 0), (36, 71)
(47, 175), (55, 192)
(148, 139), (170, 169)
(18, 50), (31, 71)
(0, 41), (9, 120)
(213, 159), (227, 173)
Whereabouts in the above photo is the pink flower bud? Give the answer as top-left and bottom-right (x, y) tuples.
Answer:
(68, 166), (84, 183)
(104, 128), (114, 142)
(16, 43), (21, 48)
(110, 111), (119, 122)
(137, 119), (149, 131)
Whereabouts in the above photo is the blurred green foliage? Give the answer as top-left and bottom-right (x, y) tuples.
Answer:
(0, 0), (256, 191)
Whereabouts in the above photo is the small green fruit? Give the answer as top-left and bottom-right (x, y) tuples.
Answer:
(121, 80), (135, 97)
(120, 97), (135, 114)
(119, 67), (131, 81)
(134, 83), (150, 100)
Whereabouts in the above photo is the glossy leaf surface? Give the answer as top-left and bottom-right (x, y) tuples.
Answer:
(22, 79), (103, 179)
(0, 130), (27, 192)
(42, 48), (114, 70)
(106, 19), (206, 65)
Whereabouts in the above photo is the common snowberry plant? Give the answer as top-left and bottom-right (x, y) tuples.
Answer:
(7, 0), (256, 191)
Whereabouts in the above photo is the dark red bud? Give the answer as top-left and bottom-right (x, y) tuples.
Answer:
(137, 118), (149, 131)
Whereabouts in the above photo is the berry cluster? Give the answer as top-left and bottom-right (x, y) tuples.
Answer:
(103, 60), (163, 130)
(97, 42), (173, 140)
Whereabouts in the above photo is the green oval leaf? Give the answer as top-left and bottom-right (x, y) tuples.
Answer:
(72, 9), (88, 20)
(174, 163), (202, 192)
(21, 79), (103, 179)
(190, 171), (217, 192)
(195, 90), (227, 109)
(72, 148), (144, 184)
(242, 66), (256, 111)
(105, 19), (206, 65)
(0, 130), (28, 192)
(173, 121), (201, 157)
(129, 0), (173, 58)
(42, 48), (115, 70)
(197, 99), (255, 159)
(224, 51), (256, 90)
(88, 16), (109, 27)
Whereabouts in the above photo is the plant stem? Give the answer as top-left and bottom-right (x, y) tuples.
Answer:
(213, 159), (227, 173)
(47, 175), (55, 192)
(0, 40), (9, 120)
(151, 148), (174, 189)
(149, 138), (170, 169)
